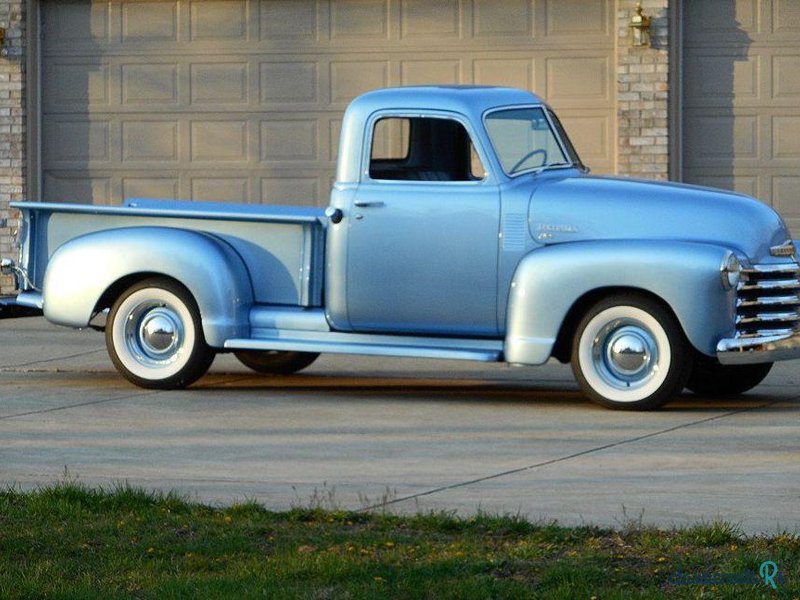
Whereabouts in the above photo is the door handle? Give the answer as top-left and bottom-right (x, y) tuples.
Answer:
(353, 200), (385, 208)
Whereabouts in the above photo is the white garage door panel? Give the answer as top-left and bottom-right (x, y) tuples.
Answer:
(683, 0), (800, 234)
(41, 0), (615, 206)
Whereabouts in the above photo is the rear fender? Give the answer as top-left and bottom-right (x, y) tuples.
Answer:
(42, 227), (253, 346)
(504, 240), (736, 364)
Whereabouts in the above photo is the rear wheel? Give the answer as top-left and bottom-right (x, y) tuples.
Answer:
(234, 350), (319, 374)
(687, 359), (772, 397)
(570, 293), (691, 410)
(105, 277), (215, 389)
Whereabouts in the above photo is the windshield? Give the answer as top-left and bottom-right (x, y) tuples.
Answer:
(485, 107), (579, 176)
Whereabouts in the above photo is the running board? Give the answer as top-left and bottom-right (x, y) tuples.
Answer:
(224, 330), (504, 362)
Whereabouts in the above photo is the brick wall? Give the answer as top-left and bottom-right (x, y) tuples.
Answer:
(617, 0), (670, 180)
(0, 0), (24, 293)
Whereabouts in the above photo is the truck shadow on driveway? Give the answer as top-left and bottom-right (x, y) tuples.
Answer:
(188, 373), (795, 412)
(2, 370), (793, 413)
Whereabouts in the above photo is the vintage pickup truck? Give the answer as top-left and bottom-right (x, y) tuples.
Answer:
(2, 86), (799, 410)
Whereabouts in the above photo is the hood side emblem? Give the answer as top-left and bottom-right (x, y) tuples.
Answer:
(537, 223), (578, 233)
(536, 223), (578, 242)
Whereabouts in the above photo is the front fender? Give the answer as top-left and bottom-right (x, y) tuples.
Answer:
(42, 227), (253, 347)
(504, 240), (736, 364)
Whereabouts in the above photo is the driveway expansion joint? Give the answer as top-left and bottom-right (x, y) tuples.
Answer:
(2, 349), (107, 369)
(359, 399), (787, 512)
(0, 375), (254, 421)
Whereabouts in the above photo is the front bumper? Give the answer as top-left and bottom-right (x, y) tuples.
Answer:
(717, 330), (800, 364)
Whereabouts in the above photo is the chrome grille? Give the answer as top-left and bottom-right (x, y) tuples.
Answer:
(735, 263), (800, 338)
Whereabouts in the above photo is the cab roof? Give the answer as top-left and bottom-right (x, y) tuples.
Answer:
(348, 86), (545, 118)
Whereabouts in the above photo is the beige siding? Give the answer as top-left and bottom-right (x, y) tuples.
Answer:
(683, 0), (800, 233)
(41, 0), (615, 207)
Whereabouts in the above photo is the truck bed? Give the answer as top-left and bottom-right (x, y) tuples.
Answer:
(10, 199), (327, 307)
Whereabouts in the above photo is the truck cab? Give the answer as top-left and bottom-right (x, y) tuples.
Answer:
(326, 86), (587, 339)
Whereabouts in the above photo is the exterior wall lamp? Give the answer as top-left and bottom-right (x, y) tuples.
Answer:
(629, 3), (651, 47)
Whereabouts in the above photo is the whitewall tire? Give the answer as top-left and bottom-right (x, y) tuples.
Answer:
(571, 294), (691, 410)
(105, 277), (215, 389)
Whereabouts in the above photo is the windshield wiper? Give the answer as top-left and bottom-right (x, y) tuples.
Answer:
(513, 162), (573, 176)
(536, 162), (572, 172)
(508, 161), (575, 177)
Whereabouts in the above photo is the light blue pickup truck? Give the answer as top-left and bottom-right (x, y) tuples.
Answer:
(2, 86), (799, 410)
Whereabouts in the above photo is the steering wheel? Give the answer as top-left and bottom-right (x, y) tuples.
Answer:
(509, 149), (548, 174)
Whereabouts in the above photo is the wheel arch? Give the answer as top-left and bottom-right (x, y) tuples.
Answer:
(42, 227), (254, 347)
(504, 240), (737, 365)
(550, 286), (682, 363)
(94, 271), (163, 314)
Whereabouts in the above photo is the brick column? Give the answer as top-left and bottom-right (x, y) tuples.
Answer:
(616, 0), (670, 180)
(0, 0), (25, 293)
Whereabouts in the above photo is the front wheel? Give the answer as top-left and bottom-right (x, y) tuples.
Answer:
(570, 294), (692, 410)
(686, 360), (772, 397)
(105, 277), (215, 389)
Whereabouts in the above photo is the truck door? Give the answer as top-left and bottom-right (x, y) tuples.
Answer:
(344, 115), (500, 336)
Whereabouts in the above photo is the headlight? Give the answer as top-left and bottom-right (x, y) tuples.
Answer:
(720, 252), (741, 290)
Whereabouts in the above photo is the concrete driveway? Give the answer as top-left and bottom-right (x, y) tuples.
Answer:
(1, 317), (798, 534)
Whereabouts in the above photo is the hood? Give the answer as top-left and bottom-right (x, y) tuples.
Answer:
(528, 175), (791, 262)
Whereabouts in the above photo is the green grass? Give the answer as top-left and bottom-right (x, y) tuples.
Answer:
(0, 483), (797, 599)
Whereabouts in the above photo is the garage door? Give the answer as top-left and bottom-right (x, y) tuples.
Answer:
(41, 0), (615, 207)
(682, 0), (800, 233)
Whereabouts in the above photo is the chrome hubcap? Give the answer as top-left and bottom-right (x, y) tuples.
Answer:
(608, 331), (649, 374)
(140, 310), (179, 355)
(593, 321), (658, 389)
(125, 304), (184, 363)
